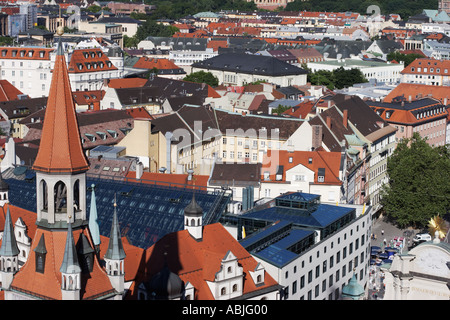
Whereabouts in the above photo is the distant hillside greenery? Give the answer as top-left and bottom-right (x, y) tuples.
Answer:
(122, 0), (256, 20)
(284, 0), (438, 19)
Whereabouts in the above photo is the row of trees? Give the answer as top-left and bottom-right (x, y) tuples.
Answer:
(284, 0), (437, 20)
(304, 66), (368, 90)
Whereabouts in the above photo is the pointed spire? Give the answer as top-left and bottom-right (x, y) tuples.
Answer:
(34, 234), (47, 255)
(0, 207), (19, 257)
(88, 184), (101, 248)
(60, 222), (81, 274)
(104, 197), (125, 260)
(184, 192), (203, 216)
(32, 31), (89, 174)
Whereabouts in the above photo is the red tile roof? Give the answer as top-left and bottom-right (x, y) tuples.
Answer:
(0, 47), (52, 60)
(143, 223), (279, 300)
(67, 48), (117, 74)
(383, 83), (450, 104)
(0, 80), (26, 101)
(11, 226), (115, 300)
(133, 57), (182, 70)
(401, 58), (450, 75)
(107, 78), (147, 89)
(125, 171), (209, 189)
(32, 45), (89, 174)
(261, 150), (342, 185)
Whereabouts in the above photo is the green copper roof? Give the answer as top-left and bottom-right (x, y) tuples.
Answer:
(88, 184), (101, 247)
(104, 204), (126, 260)
(342, 274), (364, 299)
(60, 222), (82, 274)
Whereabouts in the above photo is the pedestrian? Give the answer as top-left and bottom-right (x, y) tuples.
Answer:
(381, 229), (384, 236)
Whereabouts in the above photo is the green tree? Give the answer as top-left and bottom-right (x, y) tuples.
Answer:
(308, 70), (335, 90)
(333, 67), (367, 89)
(183, 71), (219, 87)
(380, 133), (450, 228)
(135, 20), (179, 41)
(387, 51), (425, 67)
(123, 35), (139, 48)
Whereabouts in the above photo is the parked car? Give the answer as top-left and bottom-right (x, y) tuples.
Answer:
(412, 233), (432, 244)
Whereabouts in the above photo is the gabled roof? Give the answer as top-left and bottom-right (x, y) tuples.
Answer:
(331, 94), (388, 137)
(68, 48), (117, 74)
(32, 40), (89, 174)
(261, 150), (342, 185)
(10, 226), (116, 300)
(367, 98), (448, 125)
(400, 58), (450, 75)
(107, 78), (148, 89)
(383, 83), (450, 104)
(133, 57), (183, 71)
(192, 53), (308, 76)
(0, 80), (27, 102)
(0, 47), (53, 61)
(209, 163), (261, 187)
(143, 223), (280, 300)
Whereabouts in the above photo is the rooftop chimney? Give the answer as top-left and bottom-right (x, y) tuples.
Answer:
(326, 115), (331, 129)
(343, 109), (348, 129)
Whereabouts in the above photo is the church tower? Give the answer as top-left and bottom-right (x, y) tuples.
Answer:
(32, 32), (89, 228)
(2, 28), (119, 300)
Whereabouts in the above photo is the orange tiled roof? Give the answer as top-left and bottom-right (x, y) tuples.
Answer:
(261, 150), (342, 185)
(0, 47), (53, 60)
(67, 48), (117, 74)
(207, 40), (228, 52)
(401, 58), (450, 75)
(0, 80), (26, 101)
(282, 100), (315, 119)
(133, 57), (181, 70)
(384, 83), (450, 104)
(11, 227), (115, 300)
(107, 78), (147, 89)
(143, 223), (279, 300)
(368, 99), (448, 125)
(32, 43), (89, 174)
(125, 171), (209, 189)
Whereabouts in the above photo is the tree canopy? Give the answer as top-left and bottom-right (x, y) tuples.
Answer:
(284, 0), (437, 20)
(387, 51), (425, 67)
(183, 71), (219, 87)
(380, 133), (450, 229)
(306, 67), (367, 90)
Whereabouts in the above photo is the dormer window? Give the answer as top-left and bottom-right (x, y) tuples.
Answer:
(34, 234), (47, 274)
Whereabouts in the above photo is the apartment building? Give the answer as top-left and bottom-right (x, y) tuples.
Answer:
(400, 58), (450, 86)
(67, 48), (121, 91)
(0, 47), (53, 98)
(237, 193), (372, 300)
(368, 97), (448, 147)
(192, 53), (308, 87)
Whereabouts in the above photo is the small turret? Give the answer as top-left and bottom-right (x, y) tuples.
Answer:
(60, 221), (82, 300)
(184, 193), (203, 241)
(104, 199), (126, 299)
(0, 208), (19, 290)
